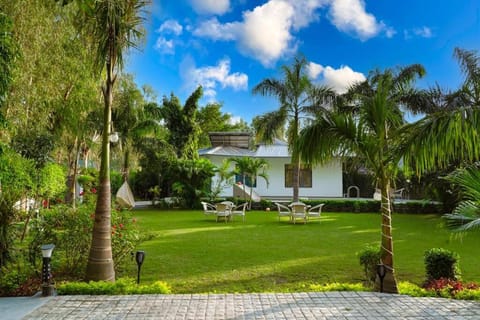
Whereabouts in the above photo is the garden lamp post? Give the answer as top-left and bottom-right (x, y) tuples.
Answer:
(135, 250), (145, 284)
(376, 263), (386, 293)
(41, 244), (55, 296)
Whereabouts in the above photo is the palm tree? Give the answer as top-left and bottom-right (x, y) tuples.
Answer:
(297, 65), (426, 293)
(83, 0), (149, 282)
(230, 157), (269, 209)
(252, 55), (335, 201)
(443, 166), (480, 232)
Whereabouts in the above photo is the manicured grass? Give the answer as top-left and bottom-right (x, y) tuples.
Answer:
(125, 209), (480, 293)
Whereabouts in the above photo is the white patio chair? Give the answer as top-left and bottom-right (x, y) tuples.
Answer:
(220, 201), (235, 210)
(215, 203), (231, 223)
(289, 202), (308, 224)
(275, 202), (292, 222)
(231, 202), (248, 222)
(201, 201), (217, 217)
(307, 203), (324, 221)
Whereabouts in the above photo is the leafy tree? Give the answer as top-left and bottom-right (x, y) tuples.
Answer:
(81, 0), (150, 282)
(297, 65), (426, 293)
(0, 12), (18, 112)
(112, 74), (161, 181)
(161, 87), (202, 159)
(197, 102), (251, 148)
(252, 55), (335, 201)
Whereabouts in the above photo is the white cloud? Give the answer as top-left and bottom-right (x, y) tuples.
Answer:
(328, 0), (390, 40)
(193, 18), (239, 40)
(413, 26), (433, 38)
(308, 62), (365, 94)
(307, 62), (324, 79)
(157, 20), (183, 35)
(191, 0), (390, 66)
(154, 37), (175, 55)
(181, 57), (248, 99)
(189, 0), (230, 15)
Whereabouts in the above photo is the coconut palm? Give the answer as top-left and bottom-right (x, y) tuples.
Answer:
(252, 55), (335, 201)
(83, 0), (149, 282)
(297, 65), (426, 293)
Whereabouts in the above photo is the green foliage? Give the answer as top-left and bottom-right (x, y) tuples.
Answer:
(11, 133), (55, 168)
(397, 281), (435, 297)
(310, 282), (369, 292)
(38, 163), (67, 199)
(0, 12), (18, 111)
(424, 248), (460, 281)
(358, 245), (381, 283)
(28, 203), (140, 277)
(56, 277), (171, 295)
(161, 87), (203, 159)
(172, 158), (215, 208)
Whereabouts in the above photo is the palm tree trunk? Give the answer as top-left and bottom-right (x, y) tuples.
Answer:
(292, 159), (300, 202)
(122, 146), (130, 182)
(376, 179), (398, 293)
(85, 62), (115, 282)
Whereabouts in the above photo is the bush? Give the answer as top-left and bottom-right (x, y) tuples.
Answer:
(358, 246), (381, 284)
(309, 282), (369, 292)
(424, 248), (460, 281)
(28, 203), (141, 278)
(57, 277), (171, 295)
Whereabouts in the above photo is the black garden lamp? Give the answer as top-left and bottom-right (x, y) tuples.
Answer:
(135, 250), (145, 284)
(376, 263), (386, 293)
(41, 244), (55, 296)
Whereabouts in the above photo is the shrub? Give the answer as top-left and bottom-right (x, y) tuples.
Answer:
(424, 248), (460, 281)
(28, 203), (141, 278)
(56, 277), (171, 295)
(358, 246), (381, 283)
(309, 282), (369, 292)
(423, 278), (479, 299)
(398, 281), (435, 298)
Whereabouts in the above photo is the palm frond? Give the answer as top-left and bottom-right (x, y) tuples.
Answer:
(252, 111), (287, 144)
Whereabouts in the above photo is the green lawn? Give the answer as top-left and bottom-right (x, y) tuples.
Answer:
(126, 209), (480, 293)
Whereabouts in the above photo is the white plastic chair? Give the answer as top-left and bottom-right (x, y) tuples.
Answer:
(289, 202), (308, 224)
(307, 203), (324, 221)
(231, 202), (248, 222)
(201, 201), (217, 217)
(275, 203), (292, 222)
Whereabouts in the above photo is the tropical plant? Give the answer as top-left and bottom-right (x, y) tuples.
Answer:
(0, 12), (18, 112)
(230, 157), (269, 209)
(252, 55), (335, 201)
(297, 64), (426, 293)
(161, 87), (203, 159)
(80, 0), (150, 282)
(209, 159), (235, 201)
(443, 166), (480, 232)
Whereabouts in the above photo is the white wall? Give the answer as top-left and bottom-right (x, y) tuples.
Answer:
(204, 155), (343, 199)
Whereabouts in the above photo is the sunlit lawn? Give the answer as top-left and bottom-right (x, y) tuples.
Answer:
(126, 209), (480, 293)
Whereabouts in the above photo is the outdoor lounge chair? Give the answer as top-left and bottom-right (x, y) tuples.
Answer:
(231, 202), (248, 222)
(275, 202), (291, 222)
(289, 202), (308, 224)
(201, 201), (217, 217)
(307, 203), (324, 221)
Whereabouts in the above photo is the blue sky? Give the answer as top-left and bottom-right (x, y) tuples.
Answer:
(126, 0), (480, 124)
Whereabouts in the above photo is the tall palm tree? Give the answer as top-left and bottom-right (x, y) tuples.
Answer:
(297, 65), (426, 293)
(83, 0), (149, 282)
(252, 55), (335, 201)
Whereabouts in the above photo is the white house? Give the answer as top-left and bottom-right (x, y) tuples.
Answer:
(199, 132), (343, 200)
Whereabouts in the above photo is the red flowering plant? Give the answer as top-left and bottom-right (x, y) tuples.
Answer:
(424, 278), (480, 298)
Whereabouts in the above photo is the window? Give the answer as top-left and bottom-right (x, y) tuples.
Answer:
(235, 174), (256, 187)
(285, 164), (312, 188)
